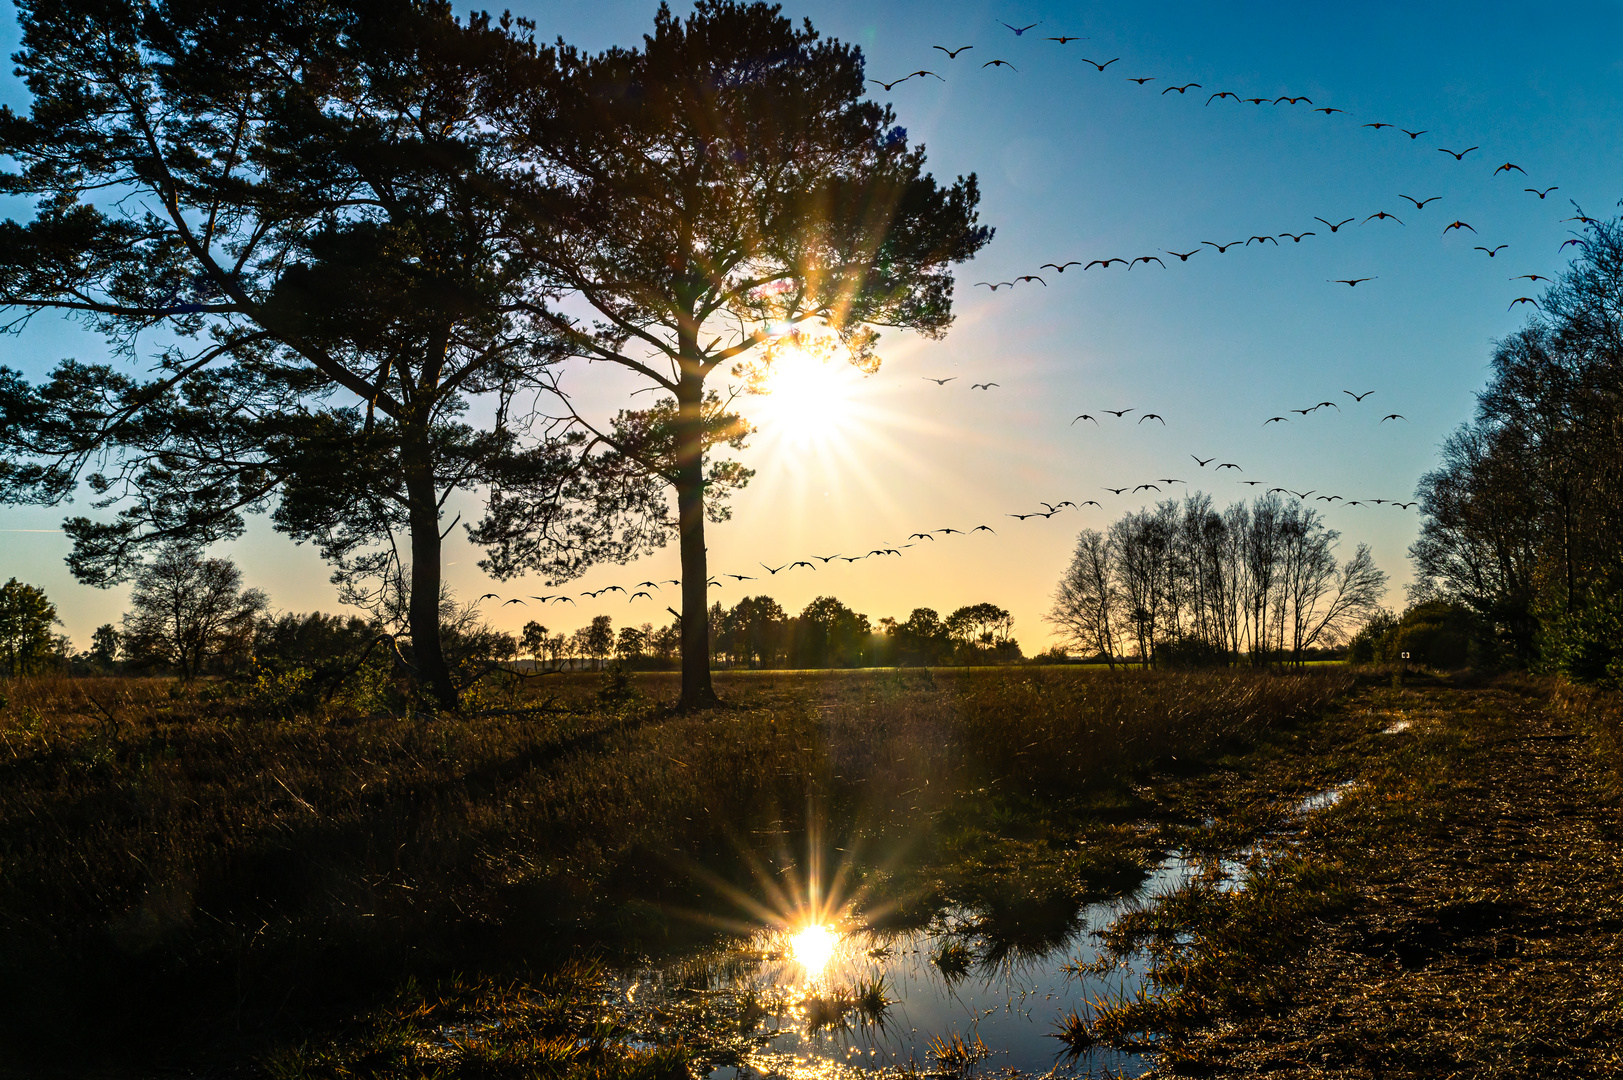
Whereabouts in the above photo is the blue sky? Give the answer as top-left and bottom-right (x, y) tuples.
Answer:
(5, 0), (1622, 651)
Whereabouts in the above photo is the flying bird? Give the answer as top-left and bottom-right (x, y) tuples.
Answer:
(1393, 502), (1417, 510)
(983, 59), (1018, 70)
(1289, 490), (1315, 499)
(1314, 217), (1356, 232)
(1241, 480), (1263, 486)
(933, 44), (973, 58)
(1127, 76), (1156, 85)
(1313, 106), (1344, 114)
(1493, 162), (1526, 175)
(1134, 484), (1161, 492)
(1508, 297), (1540, 310)
(503, 597), (526, 606)
(760, 562), (786, 574)
(1081, 57), (1120, 71)
(1442, 220), (1476, 234)
(1138, 413), (1166, 424)
(1203, 239), (1244, 252)
(936, 527), (963, 535)
(1007, 512), (1040, 520)
(1104, 486), (1128, 494)
(907, 533), (934, 541)
(478, 593), (500, 601)
(1562, 214), (1599, 225)
(1162, 82), (1202, 94)
(1079, 500), (1101, 507)
(1102, 408), (1134, 417)
(1438, 146), (1479, 160)
(1207, 91), (1238, 104)
(999, 20), (1040, 34)
(1291, 407), (1314, 415)
(1041, 261), (1082, 272)
(1381, 414), (1407, 422)
(1248, 235), (1279, 246)
(1164, 249), (1200, 261)
(1192, 455), (1214, 467)
(976, 280), (1015, 290)
(1264, 416), (1288, 425)
(1085, 257), (1127, 269)
(1362, 121), (1393, 130)
(813, 554), (841, 562)
(1268, 487), (1289, 494)
(1277, 96), (1312, 105)
(1279, 231), (1316, 242)
(1242, 97), (1268, 105)
(1015, 274), (1047, 285)
(970, 382), (999, 389)
(1217, 463), (1242, 471)
(790, 561), (816, 570)
(1364, 211), (1403, 225)
(1399, 194), (1441, 209)
(1315, 400), (1341, 410)
(923, 377), (956, 385)
(1072, 414), (1098, 425)
(1331, 278), (1376, 286)
(1474, 245), (1508, 257)
(725, 574), (755, 581)
(1047, 35), (1086, 44)
(1158, 478), (1186, 485)
(1562, 239), (1590, 251)
(1525, 187), (1558, 199)
(1400, 129), (1427, 139)
(1511, 274), (1550, 283)
(1130, 255), (1165, 268)
(629, 592), (652, 601)
(971, 525), (996, 533)
(1344, 390), (1375, 401)
(869, 75), (922, 91)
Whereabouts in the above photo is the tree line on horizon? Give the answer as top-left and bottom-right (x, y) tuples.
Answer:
(1406, 215), (1623, 680)
(1048, 492), (1386, 668)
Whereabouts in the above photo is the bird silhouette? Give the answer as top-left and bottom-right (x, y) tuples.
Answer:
(971, 382), (999, 389)
(1241, 480), (1263, 485)
(838, 556), (865, 562)
(936, 527), (963, 535)
(1364, 211), (1403, 225)
(1400, 129), (1427, 139)
(1438, 146), (1479, 160)
(1104, 486), (1128, 495)
(1127, 76), (1156, 85)
(1399, 194), (1441, 209)
(1192, 455), (1214, 467)
(1015, 274), (1047, 285)
(1278, 96), (1313, 105)
(1268, 487), (1289, 494)
(790, 561), (816, 570)
(760, 562), (786, 574)
(1525, 187), (1558, 199)
(1217, 463), (1242, 471)
(1493, 162), (1526, 175)
(983, 59), (1018, 70)
(813, 554), (841, 562)
(1344, 390), (1375, 401)
(1203, 239), (1244, 252)
(907, 533), (934, 541)
(1207, 91), (1238, 104)
(1138, 413), (1166, 424)
(1442, 220), (1476, 235)
(1047, 35), (1085, 44)
(478, 593), (500, 601)
(1072, 414), (1098, 425)
(923, 377), (955, 385)
(1103, 408), (1134, 417)
(1291, 408), (1314, 415)
(1289, 490), (1314, 499)
(1085, 257), (1127, 269)
(933, 44), (973, 57)
(503, 597), (526, 606)
(553, 596), (576, 605)
(725, 574), (755, 581)
(1079, 500), (1101, 507)
(1081, 57), (1120, 71)
(1164, 249), (1200, 261)
(1158, 478), (1186, 485)
(1134, 483), (1160, 492)
(1562, 214), (1600, 225)
(1362, 121), (1393, 130)
(1511, 274), (1549, 283)
(976, 280), (1015, 290)
(1475, 245), (1508, 257)
(1007, 512), (1040, 520)
(1562, 239), (1590, 251)
(1264, 416), (1288, 425)
(1248, 235), (1279, 246)
(1279, 231), (1316, 242)
(999, 20), (1040, 34)
(1131, 255), (1166, 269)
(971, 525), (996, 533)
(1369, 499), (1387, 505)
(1393, 502), (1417, 510)
(1508, 297), (1540, 310)
(1331, 278), (1376, 286)
(1315, 217), (1356, 232)
(635, 581), (659, 588)
(630, 591), (652, 601)
(1162, 82), (1202, 94)
(869, 76), (920, 92)
(1381, 414), (1406, 422)
(1313, 106), (1344, 114)
(1041, 261), (1082, 272)
(1243, 97), (1268, 105)
(1315, 400), (1340, 411)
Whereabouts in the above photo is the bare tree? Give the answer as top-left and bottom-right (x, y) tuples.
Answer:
(1048, 529), (1121, 667)
(123, 545), (266, 679)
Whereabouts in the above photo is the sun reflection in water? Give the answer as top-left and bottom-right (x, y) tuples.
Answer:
(788, 923), (839, 979)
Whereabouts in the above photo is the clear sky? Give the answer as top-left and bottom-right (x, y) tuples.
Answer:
(5, 0), (1623, 653)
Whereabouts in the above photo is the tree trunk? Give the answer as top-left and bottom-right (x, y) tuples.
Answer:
(674, 369), (721, 709)
(404, 440), (459, 711)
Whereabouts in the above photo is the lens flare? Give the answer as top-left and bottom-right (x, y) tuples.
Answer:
(788, 923), (839, 978)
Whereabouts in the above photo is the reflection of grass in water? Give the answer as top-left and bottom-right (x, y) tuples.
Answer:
(930, 939), (974, 978)
(1046, 1007), (1096, 1057)
(801, 973), (893, 1034)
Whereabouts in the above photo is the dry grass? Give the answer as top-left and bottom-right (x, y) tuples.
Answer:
(0, 665), (1351, 1074)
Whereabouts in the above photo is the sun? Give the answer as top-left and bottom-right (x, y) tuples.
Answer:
(788, 923), (839, 978)
(745, 332), (863, 446)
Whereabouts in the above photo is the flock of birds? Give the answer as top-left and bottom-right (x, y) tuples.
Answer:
(491, 19), (1587, 615)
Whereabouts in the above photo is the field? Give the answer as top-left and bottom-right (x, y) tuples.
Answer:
(4, 665), (1621, 1078)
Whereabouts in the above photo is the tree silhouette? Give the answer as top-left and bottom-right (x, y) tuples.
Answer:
(503, 0), (992, 707)
(0, 2), (638, 708)
(122, 544), (266, 678)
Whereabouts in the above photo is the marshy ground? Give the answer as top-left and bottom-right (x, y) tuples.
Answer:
(0, 667), (1619, 1078)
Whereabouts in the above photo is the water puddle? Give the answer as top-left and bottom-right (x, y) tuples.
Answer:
(1383, 719), (1413, 735)
(1292, 781), (1358, 816)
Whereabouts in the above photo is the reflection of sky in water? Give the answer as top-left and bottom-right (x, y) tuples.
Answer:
(612, 854), (1244, 1080)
